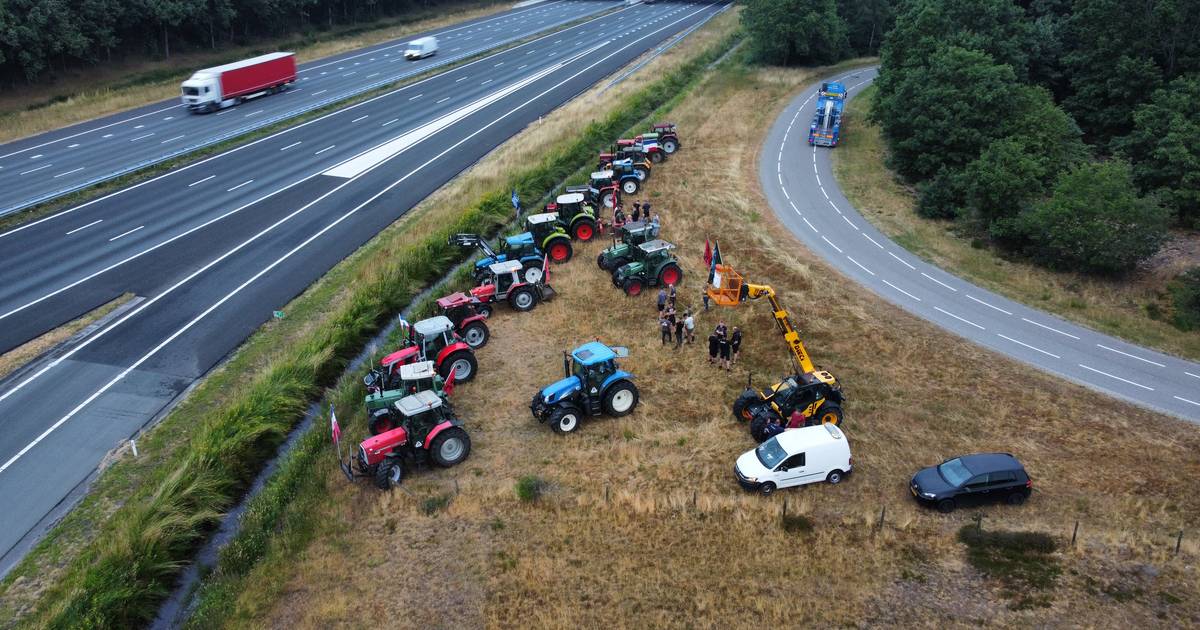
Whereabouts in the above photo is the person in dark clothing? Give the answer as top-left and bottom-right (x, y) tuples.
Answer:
(714, 321), (728, 340)
(702, 289), (710, 311)
(613, 204), (626, 226)
(665, 305), (676, 325)
(660, 317), (673, 345)
(730, 327), (742, 365)
(717, 332), (731, 371)
(656, 288), (667, 316)
(631, 202), (642, 223)
(674, 317), (684, 347)
(708, 332), (719, 364)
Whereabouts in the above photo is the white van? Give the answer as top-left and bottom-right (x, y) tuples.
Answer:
(734, 424), (852, 495)
(405, 36), (438, 60)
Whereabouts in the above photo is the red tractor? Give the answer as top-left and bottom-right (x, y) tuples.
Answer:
(436, 292), (490, 349)
(376, 315), (478, 387)
(469, 259), (553, 315)
(342, 389), (472, 490)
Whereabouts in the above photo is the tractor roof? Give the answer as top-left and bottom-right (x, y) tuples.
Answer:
(591, 170), (614, 180)
(556, 192), (585, 205)
(621, 220), (647, 232)
(653, 122), (675, 130)
(489, 259), (525, 274)
(436, 292), (471, 308)
(394, 389), (443, 416)
(413, 316), (453, 336)
(572, 341), (616, 366)
(611, 158), (633, 167)
(399, 360), (435, 381)
(527, 212), (559, 225)
(638, 239), (676, 253)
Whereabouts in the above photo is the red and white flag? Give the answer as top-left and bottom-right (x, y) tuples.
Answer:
(542, 253), (550, 284)
(703, 238), (713, 267)
(330, 407), (341, 446)
(443, 366), (457, 397)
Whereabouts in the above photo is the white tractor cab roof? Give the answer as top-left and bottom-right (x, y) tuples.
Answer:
(413, 315), (454, 337)
(394, 389), (443, 416)
(399, 360), (436, 381)
(638, 239), (675, 254)
(526, 212), (560, 225)
(556, 192), (585, 205)
(591, 170), (614, 180)
(488, 259), (525, 275)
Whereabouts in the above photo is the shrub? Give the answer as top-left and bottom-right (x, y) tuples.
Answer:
(1170, 267), (1200, 331)
(916, 166), (969, 219)
(515, 476), (546, 502)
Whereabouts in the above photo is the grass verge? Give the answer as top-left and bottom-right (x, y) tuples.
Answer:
(0, 12), (742, 629)
(833, 85), (1200, 361)
(0, 293), (133, 380)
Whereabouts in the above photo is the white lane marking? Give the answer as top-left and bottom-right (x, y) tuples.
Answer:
(188, 175), (215, 187)
(1096, 344), (1166, 368)
(842, 215), (858, 230)
(457, 76), (468, 82)
(1176, 396), (1200, 407)
(882, 279), (921, 302)
(0, 104), (177, 160)
(788, 200), (799, 213)
(437, 97), (451, 104)
(352, 115), (369, 123)
(344, 72), (356, 77)
(776, 161), (781, 173)
(134, 125), (144, 129)
(226, 180), (254, 192)
(215, 110), (230, 116)
(53, 167), (85, 178)
(935, 306), (984, 330)
(19, 164), (53, 175)
(482, 79), (494, 85)
(863, 233), (884, 249)
(1078, 364), (1154, 391)
(129, 133), (155, 141)
(383, 119), (399, 126)
(803, 217), (818, 233)
(887, 251), (914, 270)
(366, 72), (379, 79)
(65, 219), (103, 235)
(67, 144), (79, 148)
(821, 235), (842, 253)
(997, 333), (1061, 359)
(519, 64), (528, 70)
(410, 94), (423, 100)
(102, 134), (113, 138)
(279, 141), (302, 151)
(781, 186), (789, 200)
(244, 109), (264, 117)
(1022, 317), (1081, 340)
(315, 145), (336, 155)
(966, 294), (1013, 316)
(495, 62), (505, 67)
(846, 256), (874, 276)
(108, 225), (144, 242)
(30, 154), (43, 159)
(312, 89), (328, 96)
(921, 272), (957, 292)
(1188, 372), (1200, 380)
(828, 199), (841, 214)
(160, 135), (185, 144)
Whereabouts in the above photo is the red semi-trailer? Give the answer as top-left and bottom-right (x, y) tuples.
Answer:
(180, 52), (297, 113)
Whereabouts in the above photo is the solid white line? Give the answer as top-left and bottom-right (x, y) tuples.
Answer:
(129, 133), (155, 141)
(1022, 317), (1081, 340)
(1096, 344), (1166, 368)
(821, 235), (842, 253)
(19, 164), (53, 175)
(227, 180), (254, 192)
(352, 115), (369, 123)
(1078, 364), (1154, 391)
(863, 233), (883, 249)
(1175, 396), (1200, 407)
(842, 215), (858, 230)
(279, 141), (302, 151)
(997, 334), (1060, 359)
(921, 272), (957, 292)
(315, 145), (336, 154)
(160, 135), (185, 144)
(888, 251), (914, 269)
(108, 225), (144, 242)
(65, 219), (102, 235)
(846, 256), (874, 276)
(53, 167), (85, 178)
(188, 175), (216, 187)
(966, 294), (1013, 316)
(935, 306), (984, 330)
(882, 279), (921, 302)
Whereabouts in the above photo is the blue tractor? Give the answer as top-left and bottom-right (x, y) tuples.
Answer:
(808, 81), (846, 147)
(530, 342), (640, 434)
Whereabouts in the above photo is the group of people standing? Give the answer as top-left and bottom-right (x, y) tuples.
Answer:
(653, 283), (742, 370)
(707, 321), (741, 371)
(613, 201), (659, 228)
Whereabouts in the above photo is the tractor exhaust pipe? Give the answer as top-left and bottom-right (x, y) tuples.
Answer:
(563, 351), (570, 378)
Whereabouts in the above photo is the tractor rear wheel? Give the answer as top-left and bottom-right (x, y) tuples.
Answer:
(549, 406), (581, 434)
(374, 457), (404, 490)
(621, 179), (639, 195)
(547, 239), (573, 263)
(633, 166), (649, 181)
(602, 381), (639, 416)
(509, 286), (539, 312)
(732, 389), (762, 421)
(521, 261), (544, 284)
(572, 218), (597, 241)
(461, 321), (489, 349)
(430, 427), (471, 467)
(657, 263), (683, 287)
(816, 404), (843, 426)
(662, 138), (679, 154)
(441, 350), (477, 382)
(623, 278), (644, 296)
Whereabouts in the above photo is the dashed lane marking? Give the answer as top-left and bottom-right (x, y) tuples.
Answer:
(1022, 317), (1081, 340)
(934, 306), (983, 329)
(846, 255), (874, 276)
(883, 279), (921, 302)
(966, 294), (1013, 315)
(65, 219), (102, 235)
(997, 334), (1060, 359)
(1078, 364), (1154, 391)
(108, 225), (144, 242)
(821, 235), (842, 253)
(921, 272), (957, 292)
(888, 251), (914, 269)
(1096, 344), (1166, 368)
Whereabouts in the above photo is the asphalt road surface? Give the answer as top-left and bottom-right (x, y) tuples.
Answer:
(761, 67), (1200, 424)
(0, 0), (622, 217)
(0, 0), (731, 572)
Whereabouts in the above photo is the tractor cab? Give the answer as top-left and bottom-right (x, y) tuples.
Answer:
(597, 151), (617, 170)
(621, 220), (659, 243)
(390, 389), (449, 439)
(485, 259), (525, 293)
(596, 220), (658, 271)
(588, 170), (621, 208)
(437, 292), (482, 327)
(526, 212), (562, 241)
(652, 122), (676, 134)
(569, 342), (630, 394)
(349, 387), (472, 490)
(633, 238), (675, 263)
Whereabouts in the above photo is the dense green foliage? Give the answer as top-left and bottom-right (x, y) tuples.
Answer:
(740, 0), (893, 64)
(1170, 267), (1200, 331)
(0, 0), (492, 82)
(872, 0), (1196, 274)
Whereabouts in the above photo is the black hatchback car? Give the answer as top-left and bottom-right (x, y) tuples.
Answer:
(910, 453), (1031, 513)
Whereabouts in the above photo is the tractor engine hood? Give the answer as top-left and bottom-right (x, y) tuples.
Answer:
(615, 262), (644, 279)
(506, 233), (535, 249)
(359, 426), (409, 466)
(539, 375), (581, 404)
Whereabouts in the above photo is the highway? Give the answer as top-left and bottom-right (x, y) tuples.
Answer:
(761, 68), (1200, 424)
(0, 0), (621, 217)
(0, 0), (731, 571)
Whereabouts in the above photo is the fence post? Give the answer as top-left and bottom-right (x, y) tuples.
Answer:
(454, 479), (460, 496)
(974, 513), (983, 534)
(1176, 530), (1183, 556)
(1071, 520), (1079, 548)
(692, 490), (697, 510)
(782, 498), (788, 524)
(877, 505), (886, 532)
(605, 485), (609, 505)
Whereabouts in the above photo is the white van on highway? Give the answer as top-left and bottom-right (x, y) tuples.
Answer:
(735, 424), (853, 495)
(405, 37), (438, 60)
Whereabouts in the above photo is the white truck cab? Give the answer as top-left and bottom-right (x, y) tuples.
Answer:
(735, 424), (852, 495)
(405, 36), (438, 60)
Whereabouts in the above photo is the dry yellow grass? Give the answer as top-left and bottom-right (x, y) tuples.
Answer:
(0, 292), (133, 380)
(834, 86), (1200, 362)
(0, 2), (511, 144)
(213, 30), (1197, 630)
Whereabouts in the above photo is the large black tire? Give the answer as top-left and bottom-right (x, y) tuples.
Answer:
(548, 406), (582, 434)
(571, 217), (597, 242)
(657, 262), (683, 287)
(621, 179), (640, 195)
(609, 259), (630, 284)
(460, 321), (489, 349)
(759, 482), (776, 496)
(374, 457), (403, 490)
(826, 470), (845, 485)
(521, 260), (544, 285)
(937, 499), (956, 513)
(508, 286), (539, 312)
(429, 427), (471, 467)
(662, 138), (679, 154)
(597, 252), (610, 270)
(815, 404), (843, 426)
(732, 389), (762, 421)
(649, 151), (664, 164)
(602, 380), (639, 416)
(749, 412), (780, 443)
(633, 166), (649, 181)
(1006, 492), (1027, 506)
(476, 304), (494, 319)
(441, 350), (477, 383)
(622, 278), (644, 297)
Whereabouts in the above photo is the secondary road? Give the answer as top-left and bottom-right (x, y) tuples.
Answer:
(0, 0), (730, 575)
(0, 0), (621, 217)
(761, 67), (1200, 423)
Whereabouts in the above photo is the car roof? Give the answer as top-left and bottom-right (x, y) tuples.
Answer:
(527, 212), (559, 224)
(638, 239), (675, 253)
(958, 452), (1023, 474)
(395, 389), (442, 416)
(572, 341), (616, 366)
(399, 360), (435, 380)
(489, 259), (524, 273)
(774, 424), (846, 451)
(556, 192), (585, 205)
(413, 315), (453, 336)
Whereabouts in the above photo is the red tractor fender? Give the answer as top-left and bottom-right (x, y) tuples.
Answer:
(359, 426), (409, 466)
(423, 418), (464, 450)
(470, 284), (497, 301)
(459, 313), (488, 327)
(435, 341), (473, 368)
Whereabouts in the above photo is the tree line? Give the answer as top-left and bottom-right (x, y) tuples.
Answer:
(0, 0), (475, 84)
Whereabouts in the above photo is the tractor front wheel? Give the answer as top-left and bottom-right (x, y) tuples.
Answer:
(572, 218), (597, 242)
(441, 350), (477, 383)
(815, 404), (843, 426)
(621, 179), (639, 195)
(602, 381), (639, 416)
(732, 389), (762, 421)
(547, 239), (573, 263)
(509, 286), (539, 312)
(657, 263), (682, 287)
(461, 321), (489, 349)
(601, 191), (616, 208)
(633, 166), (649, 181)
(623, 278), (644, 296)
(476, 304), (494, 319)
(521, 261), (544, 284)
(549, 406), (581, 434)
(374, 457), (404, 490)
(430, 427), (471, 467)
(596, 253), (609, 270)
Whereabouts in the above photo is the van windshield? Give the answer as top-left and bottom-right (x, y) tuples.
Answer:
(754, 438), (787, 469)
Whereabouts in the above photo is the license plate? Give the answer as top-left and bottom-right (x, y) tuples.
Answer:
(910, 485), (917, 497)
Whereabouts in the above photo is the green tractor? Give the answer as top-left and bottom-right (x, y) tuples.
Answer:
(364, 360), (449, 435)
(596, 220), (660, 271)
(525, 211), (576, 263)
(612, 239), (684, 296)
(544, 192), (599, 242)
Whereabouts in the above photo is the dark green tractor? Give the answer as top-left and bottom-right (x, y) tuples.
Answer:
(596, 221), (660, 271)
(612, 239), (684, 297)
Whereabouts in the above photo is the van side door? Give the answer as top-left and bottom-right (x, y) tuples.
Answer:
(773, 452), (808, 488)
